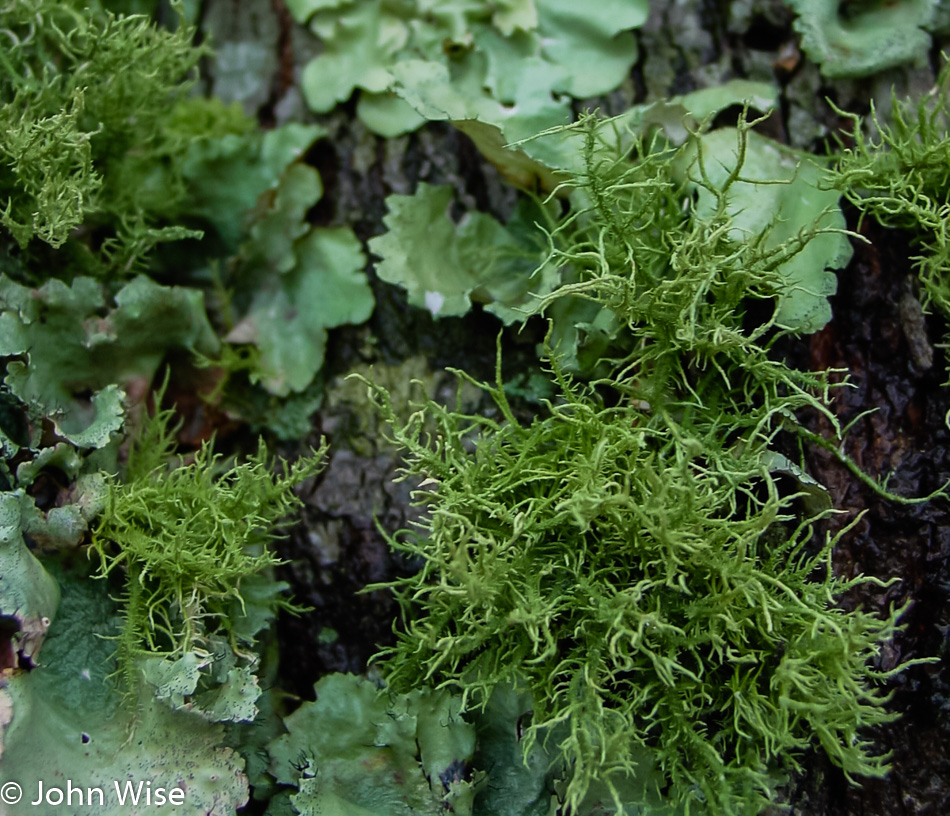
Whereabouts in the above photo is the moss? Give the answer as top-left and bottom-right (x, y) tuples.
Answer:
(829, 61), (950, 355)
(0, 0), (204, 270)
(90, 385), (326, 686)
(364, 114), (922, 814)
(368, 361), (909, 814)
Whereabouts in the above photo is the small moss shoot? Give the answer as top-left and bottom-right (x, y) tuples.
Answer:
(830, 61), (950, 359)
(90, 385), (326, 688)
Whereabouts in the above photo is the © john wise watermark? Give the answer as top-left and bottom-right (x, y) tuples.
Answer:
(0, 778), (187, 809)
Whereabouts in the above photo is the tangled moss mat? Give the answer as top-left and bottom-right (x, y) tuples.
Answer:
(1, 0), (950, 815)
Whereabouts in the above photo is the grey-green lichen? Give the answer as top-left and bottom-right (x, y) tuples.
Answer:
(287, 0), (647, 137)
(786, 0), (936, 78)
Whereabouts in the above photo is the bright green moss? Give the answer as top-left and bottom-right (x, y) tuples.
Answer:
(366, 114), (919, 815)
(368, 356), (907, 814)
(829, 62), (950, 342)
(90, 389), (326, 685)
(0, 0), (203, 268)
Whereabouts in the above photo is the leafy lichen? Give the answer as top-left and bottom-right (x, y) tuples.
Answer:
(785, 0), (936, 78)
(0, 273), (219, 446)
(268, 673), (477, 815)
(289, 0), (646, 138)
(368, 184), (554, 320)
(0, 562), (250, 816)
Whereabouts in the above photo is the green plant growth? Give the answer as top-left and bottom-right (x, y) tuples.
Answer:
(0, 0), (203, 274)
(364, 114), (920, 815)
(171, 114), (376, 411)
(370, 107), (852, 370)
(539, 113), (851, 374)
(0, 0), (376, 432)
(3, 1), (947, 814)
(829, 60), (950, 363)
(368, 357), (909, 815)
(90, 389), (326, 692)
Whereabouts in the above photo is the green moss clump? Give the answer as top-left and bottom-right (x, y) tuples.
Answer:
(366, 115), (916, 815)
(90, 392), (325, 684)
(830, 62), (950, 331)
(0, 0), (215, 276)
(369, 359), (905, 814)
